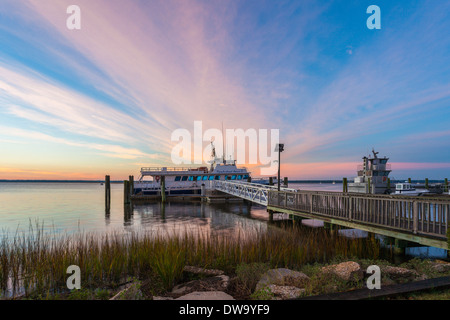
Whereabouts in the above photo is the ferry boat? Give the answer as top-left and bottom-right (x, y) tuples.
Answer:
(394, 182), (430, 196)
(133, 145), (250, 196)
(347, 149), (392, 194)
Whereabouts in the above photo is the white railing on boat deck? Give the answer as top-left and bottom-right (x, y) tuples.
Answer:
(140, 167), (208, 173)
(213, 180), (297, 206)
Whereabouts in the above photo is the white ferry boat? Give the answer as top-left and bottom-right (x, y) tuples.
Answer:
(347, 149), (392, 194)
(133, 146), (250, 196)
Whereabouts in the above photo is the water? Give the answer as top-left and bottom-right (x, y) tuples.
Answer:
(0, 182), (269, 237)
(0, 182), (447, 259)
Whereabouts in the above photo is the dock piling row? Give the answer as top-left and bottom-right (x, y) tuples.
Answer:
(105, 175), (111, 212)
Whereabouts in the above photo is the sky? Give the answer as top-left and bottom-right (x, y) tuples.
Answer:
(0, 0), (449, 180)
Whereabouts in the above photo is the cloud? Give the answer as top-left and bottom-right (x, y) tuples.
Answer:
(0, 126), (153, 160)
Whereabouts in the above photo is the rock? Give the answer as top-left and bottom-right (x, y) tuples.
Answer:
(321, 261), (363, 282)
(266, 285), (305, 300)
(381, 266), (419, 281)
(172, 275), (230, 296)
(255, 268), (310, 292)
(183, 266), (224, 276)
(153, 296), (174, 300)
(431, 260), (450, 273)
(175, 291), (235, 300)
(110, 282), (144, 300)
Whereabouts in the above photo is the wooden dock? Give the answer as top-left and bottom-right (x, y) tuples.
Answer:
(268, 190), (450, 250)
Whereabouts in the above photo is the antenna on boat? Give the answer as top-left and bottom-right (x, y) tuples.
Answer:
(222, 121), (226, 164)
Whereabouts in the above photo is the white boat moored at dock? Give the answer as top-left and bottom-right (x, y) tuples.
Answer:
(394, 182), (430, 196)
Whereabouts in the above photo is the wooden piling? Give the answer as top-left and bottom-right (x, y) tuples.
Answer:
(124, 180), (130, 204)
(445, 178), (448, 192)
(343, 178), (348, 193)
(394, 239), (406, 255)
(268, 210), (274, 222)
(247, 176), (252, 183)
(105, 175), (111, 212)
(129, 175), (134, 196)
(408, 178), (412, 184)
(201, 183), (206, 197)
(161, 175), (166, 203)
(367, 178), (371, 194)
(269, 177), (274, 186)
(425, 178), (429, 189)
(284, 177), (288, 187)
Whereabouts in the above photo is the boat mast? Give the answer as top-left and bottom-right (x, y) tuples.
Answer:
(222, 121), (226, 164)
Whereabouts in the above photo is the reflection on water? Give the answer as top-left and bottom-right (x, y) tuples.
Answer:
(0, 183), (268, 240)
(0, 182), (447, 260)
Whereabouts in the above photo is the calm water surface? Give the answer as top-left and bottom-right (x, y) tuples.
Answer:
(0, 182), (446, 259)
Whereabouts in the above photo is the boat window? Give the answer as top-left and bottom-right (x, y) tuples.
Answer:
(202, 176), (208, 181)
(225, 175), (229, 180)
(215, 175), (220, 180)
(188, 176), (194, 181)
(380, 159), (388, 164)
(182, 176), (188, 181)
(237, 175), (242, 180)
(231, 175), (236, 180)
(373, 171), (378, 176)
(175, 176), (181, 181)
(243, 175), (248, 179)
(208, 176), (214, 181)
(197, 176), (202, 181)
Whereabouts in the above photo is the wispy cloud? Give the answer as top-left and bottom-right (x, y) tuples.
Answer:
(0, 126), (152, 160)
(0, 1), (449, 179)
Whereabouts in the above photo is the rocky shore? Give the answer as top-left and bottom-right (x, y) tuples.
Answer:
(109, 258), (450, 300)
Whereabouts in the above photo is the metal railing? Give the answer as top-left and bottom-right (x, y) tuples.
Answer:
(140, 167), (208, 173)
(213, 180), (297, 205)
(268, 190), (449, 240)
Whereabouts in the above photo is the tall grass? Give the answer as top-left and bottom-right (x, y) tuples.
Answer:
(0, 222), (381, 299)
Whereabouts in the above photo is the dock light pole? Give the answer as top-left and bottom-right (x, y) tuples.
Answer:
(275, 143), (285, 191)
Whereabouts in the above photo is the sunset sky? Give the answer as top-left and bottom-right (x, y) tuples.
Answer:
(0, 0), (449, 180)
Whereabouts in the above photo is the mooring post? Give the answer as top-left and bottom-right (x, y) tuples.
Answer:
(425, 178), (429, 189)
(201, 183), (206, 197)
(408, 178), (412, 184)
(387, 178), (391, 191)
(367, 178), (371, 194)
(343, 178), (348, 193)
(124, 203), (132, 222)
(269, 177), (274, 186)
(284, 177), (288, 187)
(268, 209), (274, 223)
(124, 180), (130, 204)
(394, 239), (406, 255)
(129, 175), (134, 196)
(247, 176), (252, 183)
(105, 175), (111, 212)
(161, 175), (166, 203)
(445, 178), (448, 192)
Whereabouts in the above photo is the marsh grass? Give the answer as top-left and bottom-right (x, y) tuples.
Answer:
(0, 222), (382, 299)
